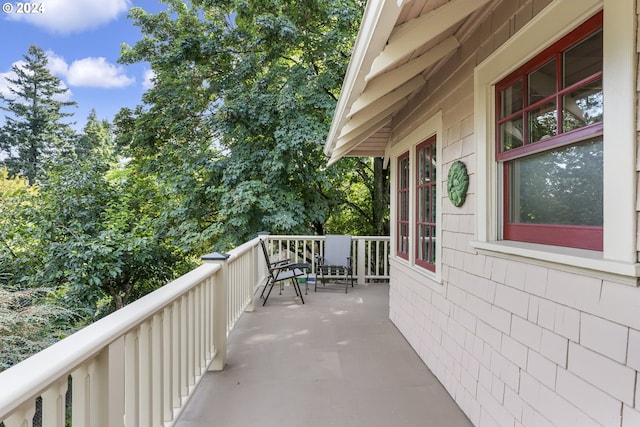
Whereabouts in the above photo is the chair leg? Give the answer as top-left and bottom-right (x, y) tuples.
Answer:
(260, 279), (269, 299)
(262, 280), (275, 306)
(293, 278), (304, 304)
(345, 270), (348, 293)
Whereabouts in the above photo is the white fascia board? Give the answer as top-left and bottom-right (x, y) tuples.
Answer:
(324, 0), (404, 158)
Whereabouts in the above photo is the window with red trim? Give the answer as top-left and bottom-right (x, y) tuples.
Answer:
(397, 152), (409, 259)
(416, 137), (436, 270)
(496, 12), (603, 250)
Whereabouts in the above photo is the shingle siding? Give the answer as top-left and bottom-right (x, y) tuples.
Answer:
(387, 0), (640, 425)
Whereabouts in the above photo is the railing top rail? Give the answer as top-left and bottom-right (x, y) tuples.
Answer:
(0, 262), (221, 419)
(225, 236), (261, 262)
(266, 235), (390, 241)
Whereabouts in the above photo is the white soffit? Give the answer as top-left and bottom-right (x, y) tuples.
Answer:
(325, 0), (494, 165)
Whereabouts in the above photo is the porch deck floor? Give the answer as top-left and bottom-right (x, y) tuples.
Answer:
(175, 282), (473, 427)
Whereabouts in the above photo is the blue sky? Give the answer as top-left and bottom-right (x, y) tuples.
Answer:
(0, 0), (168, 130)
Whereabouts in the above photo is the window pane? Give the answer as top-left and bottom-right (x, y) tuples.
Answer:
(528, 101), (557, 143)
(417, 224), (427, 261)
(564, 29), (602, 88)
(429, 226), (436, 263)
(399, 191), (407, 220)
(508, 137), (603, 226)
(500, 118), (523, 151)
(399, 223), (409, 253)
(563, 78), (603, 132)
(417, 186), (425, 221)
(397, 154), (410, 257)
(500, 79), (523, 118)
(418, 146), (432, 184)
(415, 137), (436, 269)
(399, 157), (409, 188)
(417, 225), (435, 265)
(528, 59), (556, 104)
(431, 144), (436, 177)
(430, 186), (437, 223)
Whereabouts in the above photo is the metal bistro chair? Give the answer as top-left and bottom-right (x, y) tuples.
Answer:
(316, 235), (354, 293)
(259, 238), (307, 305)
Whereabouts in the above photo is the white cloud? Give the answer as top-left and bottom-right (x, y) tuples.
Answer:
(45, 51), (69, 76)
(0, 61), (24, 98)
(142, 69), (155, 89)
(66, 57), (135, 88)
(0, 71), (15, 98)
(6, 0), (132, 34)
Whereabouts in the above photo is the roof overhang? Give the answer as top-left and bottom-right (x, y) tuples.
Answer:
(324, 0), (498, 166)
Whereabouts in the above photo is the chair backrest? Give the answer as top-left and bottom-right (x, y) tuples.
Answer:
(259, 238), (275, 276)
(323, 235), (352, 266)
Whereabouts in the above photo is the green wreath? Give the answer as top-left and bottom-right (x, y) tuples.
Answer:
(447, 161), (469, 207)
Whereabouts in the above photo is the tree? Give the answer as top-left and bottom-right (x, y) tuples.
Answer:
(117, 0), (377, 251)
(76, 109), (115, 165)
(31, 159), (185, 314)
(0, 45), (77, 185)
(0, 168), (40, 289)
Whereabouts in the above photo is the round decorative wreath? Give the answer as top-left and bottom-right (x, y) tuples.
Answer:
(447, 161), (469, 207)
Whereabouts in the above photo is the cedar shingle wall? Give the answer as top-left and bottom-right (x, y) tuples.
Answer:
(388, 0), (640, 426)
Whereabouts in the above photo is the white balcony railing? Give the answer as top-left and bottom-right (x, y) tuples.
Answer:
(0, 235), (389, 426)
(265, 235), (390, 283)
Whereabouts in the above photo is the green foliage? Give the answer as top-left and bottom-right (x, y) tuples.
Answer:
(76, 109), (115, 164)
(33, 158), (185, 313)
(0, 168), (41, 287)
(0, 287), (75, 370)
(117, 0), (374, 249)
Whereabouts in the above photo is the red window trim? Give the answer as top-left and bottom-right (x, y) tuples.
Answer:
(495, 11), (603, 160)
(415, 137), (436, 271)
(497, 11), (603, 251)
(397, 152), (409, 260)
(496, 12), (603, 92)
(496, 122), (602, 162)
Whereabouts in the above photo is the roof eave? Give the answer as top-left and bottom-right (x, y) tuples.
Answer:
(324, 0), (405, 161)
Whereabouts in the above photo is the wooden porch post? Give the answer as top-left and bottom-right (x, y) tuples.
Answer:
(201, 252), (229, 371)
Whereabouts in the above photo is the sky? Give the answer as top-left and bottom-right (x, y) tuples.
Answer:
(0, 0), (169, 130)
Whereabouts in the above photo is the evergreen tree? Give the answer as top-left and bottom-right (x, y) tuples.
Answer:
(76, 109), (115, 165)
(0, 45), (77, 185)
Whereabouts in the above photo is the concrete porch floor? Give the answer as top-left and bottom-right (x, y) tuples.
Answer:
(175, 282), (473, 427)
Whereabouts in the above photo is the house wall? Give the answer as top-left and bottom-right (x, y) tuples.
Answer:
(387, 0), (640, 426)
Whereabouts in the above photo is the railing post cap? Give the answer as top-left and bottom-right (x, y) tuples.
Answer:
(201, 251), (230, 262)
(257, 231), (270, 236)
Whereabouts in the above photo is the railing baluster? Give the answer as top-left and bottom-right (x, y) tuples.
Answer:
(162, 306), (173, 423)
(193, 286), (202, 378)
(106, 337), (125, 427)
(124, 329), (139, 426)
(3, 403), (35, 427)
(374, 240), (378, 277)
(171, 299), (181, 412)
(70, 364), (89, 426)
(151, 314), (163, 426)
(138, 321), (151, 426)
(41, 378), (67, 427)
(179, 294), (188, 399)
